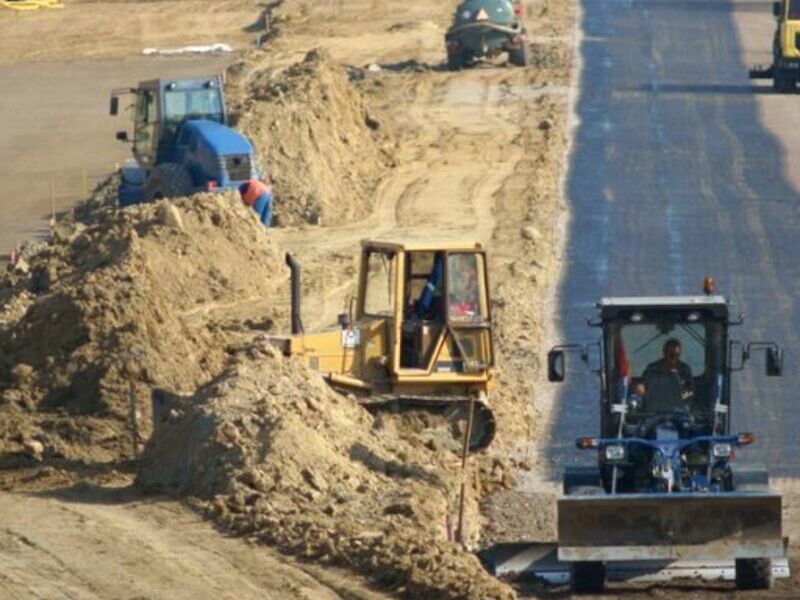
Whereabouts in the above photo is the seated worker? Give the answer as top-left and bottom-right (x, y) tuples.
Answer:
(635, 338), (694, 413)
(448, 261), (479, 320)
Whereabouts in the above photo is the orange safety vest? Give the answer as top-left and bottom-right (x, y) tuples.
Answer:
(241, 179), (271, 206)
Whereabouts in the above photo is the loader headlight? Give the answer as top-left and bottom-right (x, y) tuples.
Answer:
(605, 444), (626, 461)
(712, 443), (732, 458)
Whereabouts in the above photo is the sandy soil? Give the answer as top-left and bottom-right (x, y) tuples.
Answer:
(0, 485), (388, 600)
(0, 0), (259, 64)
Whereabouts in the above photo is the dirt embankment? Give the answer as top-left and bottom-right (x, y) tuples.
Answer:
(139, 349), (514, 600)
(1, 0), (577, 598)
(226, 48), (395, 226)
(0, 192), (286, 466)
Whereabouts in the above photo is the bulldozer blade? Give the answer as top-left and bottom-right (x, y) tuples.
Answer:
(481, 542), (790, 583)
(749, 65), (774, 79)
(558, 491), (784, 562)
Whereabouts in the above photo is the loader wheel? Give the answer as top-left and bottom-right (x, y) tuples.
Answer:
(773, 67), (795, 93)
(508, 43), (527, 67)
(571, 561), (606, 593)
(143, 163), (195, 202)
(735, 558), (773, 590)
(447, 44), (464, 71)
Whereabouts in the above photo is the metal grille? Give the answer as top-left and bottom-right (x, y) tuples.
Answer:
(224, 154), (252, 182)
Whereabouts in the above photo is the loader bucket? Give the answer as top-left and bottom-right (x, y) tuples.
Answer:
(558, 491), (784, 562)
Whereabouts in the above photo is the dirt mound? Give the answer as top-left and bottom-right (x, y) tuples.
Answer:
(138, 346), (515, 600)
(0, 193), (286, 463)
(225, 48), (394, 226)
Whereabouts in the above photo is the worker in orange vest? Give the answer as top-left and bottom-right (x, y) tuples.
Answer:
(238, 179), (273, 226)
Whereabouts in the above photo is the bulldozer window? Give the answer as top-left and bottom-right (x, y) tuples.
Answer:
(789, 0), (800, 18)
(363, 251), (396, 317)
(446, 253), (486, 323)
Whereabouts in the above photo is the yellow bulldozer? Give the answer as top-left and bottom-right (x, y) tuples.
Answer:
(271, 238), (497, 451)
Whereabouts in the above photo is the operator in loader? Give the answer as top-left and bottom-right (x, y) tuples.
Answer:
(635, 338), (694, 413)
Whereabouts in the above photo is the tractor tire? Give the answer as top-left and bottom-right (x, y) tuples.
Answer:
(571, 561), (606, 593)
(508, 43), (527, 67)
(143, 163), (195, 202)
(773, 66), (795, 93)
(447, 44), (464, 71)
(735, 558), (774, 590)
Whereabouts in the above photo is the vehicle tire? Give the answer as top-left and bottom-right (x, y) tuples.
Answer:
(143, 163), (195, 202)
(508, 42), (527, 67)
(447, 44), (464, 71)
(571, 561), (606, 593)
(773, 66), (795, 93)
(735, 558), (773, 590)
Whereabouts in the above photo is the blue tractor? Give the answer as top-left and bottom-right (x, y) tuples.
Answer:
(109, 75), (270, 209)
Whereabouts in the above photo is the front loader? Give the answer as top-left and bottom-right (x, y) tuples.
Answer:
(548, 288), (787, 591)
(270, 239), (497, 451)
(749, 0), (800, 91)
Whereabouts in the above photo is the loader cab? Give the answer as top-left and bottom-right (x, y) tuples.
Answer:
(599, 297), (731, 439)
(549, 293), (783, 439)
(356, 241), (493, 384)
(111, 76), (227, 167)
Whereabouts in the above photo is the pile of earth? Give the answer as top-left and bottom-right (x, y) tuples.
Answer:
(0, 193), (286, 465)
(225, 48), (395, 226)
(138, 344), (516, 600)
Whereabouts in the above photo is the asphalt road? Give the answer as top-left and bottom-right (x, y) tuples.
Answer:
(548, 0), (800, 477)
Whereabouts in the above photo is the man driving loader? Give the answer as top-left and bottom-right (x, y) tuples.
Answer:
(635, 338), (694, 412)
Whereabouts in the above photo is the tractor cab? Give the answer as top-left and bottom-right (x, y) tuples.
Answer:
(110, 76), (227, 167)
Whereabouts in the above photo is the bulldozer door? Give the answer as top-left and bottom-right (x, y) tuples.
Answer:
(354, 248), (397, 384)
(398, 250), (492, 374)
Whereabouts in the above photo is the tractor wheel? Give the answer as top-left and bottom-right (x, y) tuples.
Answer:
(773, 66), (795, 93)
(735, 558), (774, 590)
(508, 42), (527, 67)
(447, 44), (464, 71)
(571, 561), (606, 593)
(143, 163), (195, 202)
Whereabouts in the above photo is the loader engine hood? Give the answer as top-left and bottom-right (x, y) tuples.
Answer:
(179, 120), (259, 186)
(453, 0), (518, 27)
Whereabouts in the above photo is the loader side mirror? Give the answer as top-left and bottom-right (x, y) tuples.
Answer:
(548, 349), (566, 382)
(337, 312), (351, 329)
(766, 346), (783, 377)
(773, 1), (781, 16)
(110, 95), (119, 116)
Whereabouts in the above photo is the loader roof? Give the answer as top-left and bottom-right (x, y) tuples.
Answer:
(598, 295), (730, 320)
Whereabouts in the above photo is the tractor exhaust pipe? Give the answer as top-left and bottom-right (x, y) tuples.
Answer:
(285, 253), (304, 334)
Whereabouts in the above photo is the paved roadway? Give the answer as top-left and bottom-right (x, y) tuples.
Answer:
(548, 0), (800, 477)
(0, 55), (231, 260)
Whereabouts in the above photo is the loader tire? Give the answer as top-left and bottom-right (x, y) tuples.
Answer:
(143, 163), (194, 202)
(736, 558), (773, 590)
(447, 44), (464, 71)
(773, 66), (795, 93)
(571, 561), (605, 593)
(508, 43), (527, 67)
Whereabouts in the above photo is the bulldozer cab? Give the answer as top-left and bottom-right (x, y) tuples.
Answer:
(110, 76), (227, 167)
(357, 240), (493, 384)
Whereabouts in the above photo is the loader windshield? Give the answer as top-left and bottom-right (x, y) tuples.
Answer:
(607, 314), (726, 417)
(164, 88), (224, 124)
(789, 0), (800, 19)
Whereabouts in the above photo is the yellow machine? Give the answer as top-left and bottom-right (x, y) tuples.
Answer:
(750, 0), (800, 91)
(273, 238), (497, 450)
